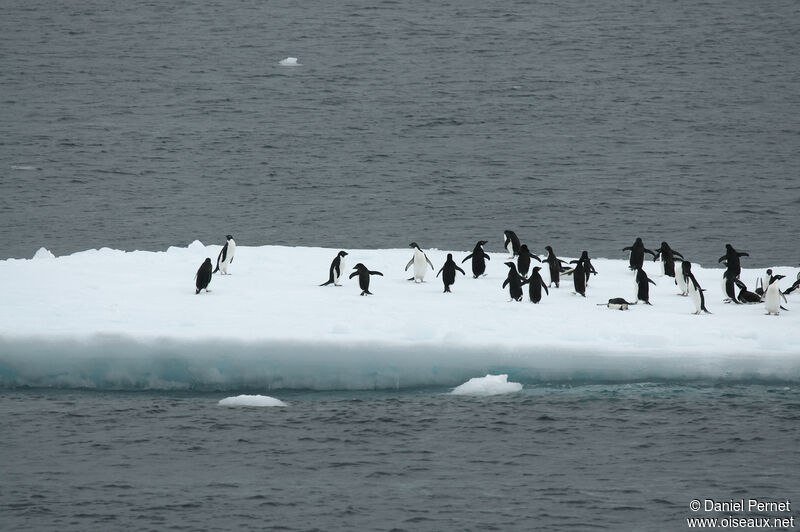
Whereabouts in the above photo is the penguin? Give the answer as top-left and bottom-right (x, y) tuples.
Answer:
(527, 266), (549, 303)
(755, 269), (773, 297)
(213, 235), (236, 275)
(597, 298), (636, 310)
(676, 260), (691, 296)
(718, 243), (749, 278)
(195, 258), (213, 294)
(405, 242), (435, 283)
(652, 242), (684, 277)
(565, 258), (587, 297)
(785, 272), (800, 295)
(685, 266), (711, 314)
(349, 263), (384, 296)
(623, 238), (657, 271)
(502, 262), (525, 301)
(734, 279), (762, 304)
(503, 230), (521, 258)
(722, 269), (740, 304)
(462, 240), (491, 278)
(543, 246), (568, 288)
(436, 253), (466, 293)
(516, 244), (541, 278)
(764, 274), (787, 315)
(577, 251), (598, 285)
(320, 250), (348, 286)
(634, 267), (656, 305)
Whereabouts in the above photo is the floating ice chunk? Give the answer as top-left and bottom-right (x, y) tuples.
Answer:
(32, 247), (55, 260)
(218, 395), (288, 407)
(279, 57), (301, 66)
(451, 374), (523, 396)
(11, 165), (38, 171)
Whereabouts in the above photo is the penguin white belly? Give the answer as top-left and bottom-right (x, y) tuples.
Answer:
(676, 273), (688, 295)
(334, 258), (345, 284)
(764, 284), (781, 314)
(413, 251), (427, 281)
(688, 281), (702, 313)
(220, 241), (236, 274)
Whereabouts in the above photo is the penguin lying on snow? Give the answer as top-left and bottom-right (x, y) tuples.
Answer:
(195, 258), (213, 294)
(597, 298), (636, 310)
(320, 250), (348, 286)
(350, 263), (383, 296)
(734, 279), (762, 304)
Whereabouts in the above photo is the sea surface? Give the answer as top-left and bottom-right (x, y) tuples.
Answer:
(2, 0), (800, 530)
(2, 384), (799, 531)
(1, 0), (799, 266)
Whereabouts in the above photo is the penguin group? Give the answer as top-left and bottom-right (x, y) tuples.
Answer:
(193, 233), (796, 316)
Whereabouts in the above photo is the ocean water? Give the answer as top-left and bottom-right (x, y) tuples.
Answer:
(1, 0), (799, 266)
(2, 384), (799, 531)
(3, 0), (800, 530)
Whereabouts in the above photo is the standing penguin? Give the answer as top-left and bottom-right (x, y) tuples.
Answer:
(214, 235), (236, 275)
(565, 258), (587, 297)
(685, 264), (711, 314)
(676, 260), (691, 296)
(502, 262), (525, 301)
(527, 266), (549, 303)
(516, 244), (541, 278)
(764, 274), (787, 315)
(652, 242), (684, 277)
(405, 242), (435, 283)
(349, 263), (384, 296)
(623, 238), (657, 271)
(755, 269), (773, 297)
(320, 250), (348, 286)
(634, 267), (656, 305)
(503, 230), (521, 258)
(722, 269), (741, 304)
(718, 243), (749, 278)
(195, 258), (213, 294)
(437, 253), (466, 293)
(543, 246), (568, 288)
(576, 251), (598, 285)
(462, 240), (491, 278)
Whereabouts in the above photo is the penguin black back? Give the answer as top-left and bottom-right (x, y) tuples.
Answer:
(653, 242), (683, 278)
(527, 266), (549, 303)
(195, 258), (213, 294)
(503, 230), (521, 257)
(502, 262), (524, 301)
(623, 237), (656, 271)
(516, 244), (540, 278)
(462, 240), (490, 278)
(635, 267), (656, 304)
(437, 253), (466, 293)
(349, 263), (383, 296)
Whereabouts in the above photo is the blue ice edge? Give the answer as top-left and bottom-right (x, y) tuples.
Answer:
(0, 335), (798, 391)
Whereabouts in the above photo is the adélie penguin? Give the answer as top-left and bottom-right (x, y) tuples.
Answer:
(565, 257), (587, 297)
(320, 250), (348, 286)
(214, 235), (236, 275)
(577, 251), (598, 285)
(543, 246), (568, 288)
(634, 267), (656, 305)
(684, 262), (711, 314)
(462, 240), (491, 278)
(652, 242), (684, 277)
(764, 274), (788, 315)
(676, 261), (691, 296)
(503, 230), (521, 258)
(722, 269), (740, 304)
(405, 242), (435, 283)
(195, 258), (213, 294)
(349, 263), (384, 296)
(516, 244), (541, 278)
(436, 253), (466, 293)
(785, 272), (800, 295)
(502, 262), (525, 301)
(718, 243), (749, 278)
(597, 298), (636, 310)
(527, 266), (549, 303)
(623, 237), (657, 271)
(734, 279), (762, 304)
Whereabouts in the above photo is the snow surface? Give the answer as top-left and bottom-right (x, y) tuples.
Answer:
(451, 374), (523, 396)
(218, 395), (288, 407)
(0, 242), (799, 390)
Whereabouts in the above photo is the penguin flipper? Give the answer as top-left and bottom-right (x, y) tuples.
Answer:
(502, 278), (509, 288)
(542, 282), (549, 295)
(622, 246), (632, 252)
(484, 253), (491, 261)
(456, 266), (466, 276)
(320, 279), (333, 286)
(436, 267), (443, 277)
(349, 271), (359, 279)
(426, 256), (434, 270)
(405, 258), (414, 271)
(462, 253), (473, 263)
(370, 271), (383, 276)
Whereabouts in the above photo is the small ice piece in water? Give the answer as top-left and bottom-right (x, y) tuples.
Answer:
(451, 374), (522, 396)
(279, 57), (301, 66)
(32, 247), (55, 260)
(218, 395), (288, 407)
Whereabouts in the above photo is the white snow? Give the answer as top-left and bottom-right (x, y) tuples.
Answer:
(0, 243), (798, 390)
(218, 395), (288, 407)
(32, 247), (55, 260)
(279, 57), (300, 66)
(451, 374), (523, 396)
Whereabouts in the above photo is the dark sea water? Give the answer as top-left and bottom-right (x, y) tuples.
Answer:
(1, 0), (799, 266)
(2, 1), (800, 530)
(2, 384), (799, 532)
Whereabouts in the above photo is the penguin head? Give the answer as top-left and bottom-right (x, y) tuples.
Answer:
(353, 263), (366, 271)
(635, 237), (643, 244)
(581, 251), (589, 259)
(545, 245), (554, 254)
(519, 244), (529, 252)
(204, 258), (212, 265)
(446, 253), (453, 260)
(478, 240), (488, 247)
(531, 266), (542, 273)
(770, 274), (785, 284)
(338, 250), (348, 257)
(409, 242), (420, 250)
(766, 268), (773, 275)
(226, 234), (233, 241)
(725, 243), (734, 251)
